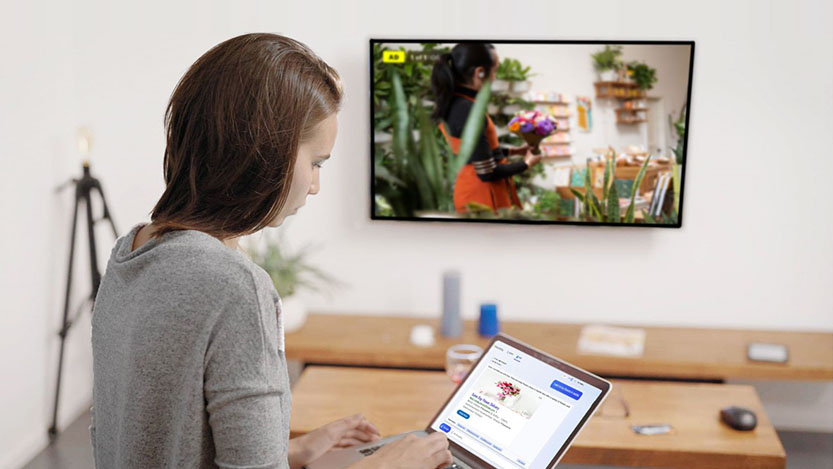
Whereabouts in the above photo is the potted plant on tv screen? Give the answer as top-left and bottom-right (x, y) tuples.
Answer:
(496, 58), (534, 93)
(627, 61), (658, 91)
(591, 45), (623, 82)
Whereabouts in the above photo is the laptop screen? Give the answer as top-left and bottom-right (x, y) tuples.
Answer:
(429, 339), (604, 469)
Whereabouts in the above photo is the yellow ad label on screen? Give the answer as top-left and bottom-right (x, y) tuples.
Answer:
(382, 50), (406, 63)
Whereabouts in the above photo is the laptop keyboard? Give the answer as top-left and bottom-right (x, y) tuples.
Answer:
(358, 444), (467, 468)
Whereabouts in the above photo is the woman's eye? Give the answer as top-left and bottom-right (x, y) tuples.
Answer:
(313, 161), (325, 169)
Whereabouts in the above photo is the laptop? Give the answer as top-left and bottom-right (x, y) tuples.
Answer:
(307, 333), (611, 469)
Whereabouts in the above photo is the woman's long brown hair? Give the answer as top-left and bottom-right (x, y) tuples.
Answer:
(150, 33), (342, 239)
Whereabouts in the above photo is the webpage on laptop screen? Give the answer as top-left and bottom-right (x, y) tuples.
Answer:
(430, 341), (602, 469)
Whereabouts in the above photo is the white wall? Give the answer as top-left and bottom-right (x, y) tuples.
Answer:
(1, 0), (831, 467)
(1, 1), (93, 467)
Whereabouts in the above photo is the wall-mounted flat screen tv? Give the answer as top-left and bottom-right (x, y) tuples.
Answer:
(370, 39), (694, 227)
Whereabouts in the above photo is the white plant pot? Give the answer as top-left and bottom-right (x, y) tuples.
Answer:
(501, 104), (522, 115)
(279, 295), (308, 333)
(502, 394), (519, 408)
(600, 69), (618, 82)
(511, 80), (531, 93)
(491, 79), (510, 93)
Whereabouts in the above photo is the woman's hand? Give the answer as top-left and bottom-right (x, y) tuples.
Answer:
(523, 148), (542, 168)
(347, 432), (452, 469)
(509, 144), (531, 156)
(289, 413), (381, 469)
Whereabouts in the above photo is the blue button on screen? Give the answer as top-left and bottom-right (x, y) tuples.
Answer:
(550, 379), (583, 400)
(439, 423), (451, 433)
(457, 410), (470, 419)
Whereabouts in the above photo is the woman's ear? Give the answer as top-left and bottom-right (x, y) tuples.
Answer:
(472, 66), (486, 86)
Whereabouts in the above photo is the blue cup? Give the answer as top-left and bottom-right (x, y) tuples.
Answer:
(479, 303), (499, 337)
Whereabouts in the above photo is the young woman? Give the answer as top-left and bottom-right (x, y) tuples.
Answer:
(431, 43), (541, 214)
(90, 33), (452, 469)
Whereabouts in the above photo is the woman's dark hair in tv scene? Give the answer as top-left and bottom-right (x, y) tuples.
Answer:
(430, 43), (495, 122)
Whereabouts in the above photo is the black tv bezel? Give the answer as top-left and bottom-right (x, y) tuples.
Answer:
(369, 38), (695, 229)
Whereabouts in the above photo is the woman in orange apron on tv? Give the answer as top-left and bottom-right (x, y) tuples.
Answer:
(430, 43), (541, 214)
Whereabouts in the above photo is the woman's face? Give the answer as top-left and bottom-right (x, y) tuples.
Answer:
(489, 49), (499, 81)
(267, 113), (338, 227)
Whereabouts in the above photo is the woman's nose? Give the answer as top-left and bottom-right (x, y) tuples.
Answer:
(309, 174), (320, 195)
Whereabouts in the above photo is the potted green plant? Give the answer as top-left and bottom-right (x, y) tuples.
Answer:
(591, 45), (623, 82)
(569, 149), (652, 224)
(375, 68), (493, 218)
(510, 59), (533, 93)
(669, 105), (686, 165)
(243, 231), (340, 333)
(373, 42), (446, 137)
(496, 58), (534, 93)
(669, 105), (686, 214)
(499, 96), (534, 116)
(627, 61), (657, 91)
(492, 59), (512, 92)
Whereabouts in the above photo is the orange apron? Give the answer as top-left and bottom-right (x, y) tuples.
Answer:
(438, 94), (522, 214)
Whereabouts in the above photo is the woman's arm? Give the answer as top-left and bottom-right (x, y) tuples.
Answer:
(204, 281), (290, 469)
(470, 131), (528, 182)
(288, 414), (381, 469)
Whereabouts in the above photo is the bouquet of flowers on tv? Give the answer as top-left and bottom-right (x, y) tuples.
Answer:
(508, 110), (559, 155)
(496, 380), (521, 401)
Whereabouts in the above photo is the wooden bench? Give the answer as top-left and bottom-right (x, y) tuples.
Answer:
(285, 313), (833, 381)
(290, 366), (786, 469)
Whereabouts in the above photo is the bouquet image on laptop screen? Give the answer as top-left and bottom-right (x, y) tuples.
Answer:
(471, 368), (540, 420)
(496, 380), (522, 406)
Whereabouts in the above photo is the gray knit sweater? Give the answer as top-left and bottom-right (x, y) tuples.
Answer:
(90, 223), (290, 468)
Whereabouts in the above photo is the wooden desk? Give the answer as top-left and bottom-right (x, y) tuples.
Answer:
(291, 367), (786, 469)
(285, 314), (833, 381)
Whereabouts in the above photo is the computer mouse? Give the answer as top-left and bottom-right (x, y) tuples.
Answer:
(720, 406), (757, 431)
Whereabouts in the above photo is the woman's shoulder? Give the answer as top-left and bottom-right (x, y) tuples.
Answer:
(109, 224), (279, 308)
(122, 229), (265, 297)
(445, 96), (475, 135)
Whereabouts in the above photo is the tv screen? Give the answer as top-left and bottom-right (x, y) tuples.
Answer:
(370, 39), (694, 227)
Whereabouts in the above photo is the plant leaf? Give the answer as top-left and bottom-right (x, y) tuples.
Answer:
(607, 174), (620, 223)
(416, 104), (442, 194)
(374, 157), (405, 187)
(569, 188), (586, 203)
(391, 70), (434, 209)
(390, 71), (410, 162)
(452, 81), (492, 177)
(625, 156), (651, 223)
(602, 156), (612, 213)
(583, 163), (592, 219)
(588, 190), (603, 221)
